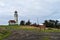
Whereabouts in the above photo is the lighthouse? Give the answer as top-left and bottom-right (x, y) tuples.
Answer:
(14, 11), (18, 24)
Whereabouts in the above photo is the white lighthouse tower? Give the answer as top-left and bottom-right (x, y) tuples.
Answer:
(14, 11), (18, 25)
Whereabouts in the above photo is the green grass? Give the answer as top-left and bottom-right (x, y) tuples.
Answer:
(0, 30), (11, 40)
(0, 25), (60, 32)
(43, 36), (50, 40)
(0, 25), (60, 40)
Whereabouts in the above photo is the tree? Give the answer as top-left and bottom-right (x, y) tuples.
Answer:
(20, 20), (25, 25)
(43, 20), (59, 28)
(31, 23), (37, 26)
(49, 20), (55, 28)
(55, 20), (59, 28)
(43, 20), (49, 27)
(25, 20), (31, 25)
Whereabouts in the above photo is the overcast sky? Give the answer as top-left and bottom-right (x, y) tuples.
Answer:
(0, 0), (60, 25)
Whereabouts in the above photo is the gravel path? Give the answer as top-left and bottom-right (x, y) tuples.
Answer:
(4, 30), (60, 40)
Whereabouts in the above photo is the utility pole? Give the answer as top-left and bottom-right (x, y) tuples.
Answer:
(37, 18), (39, 25)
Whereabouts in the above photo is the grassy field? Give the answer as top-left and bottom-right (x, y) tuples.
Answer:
(0, 25), (60, 32)
(0, 27), (11, 40)
(0, 25), (60, 40)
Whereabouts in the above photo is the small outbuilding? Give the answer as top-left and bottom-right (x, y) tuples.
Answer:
(8, 20), (16, 25)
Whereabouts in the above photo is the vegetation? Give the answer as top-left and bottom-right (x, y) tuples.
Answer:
(20, 19), (60, 29)
(43, 36), (49, 40)
(20, 20), (25, 25)
(0, 25), (60, 32)
(43, 20), (60, 28)
(0, 27), (11, 40)
(20, 20), (31, 26)
(25, 20), (31, 25)
(0, 25), (60, 40)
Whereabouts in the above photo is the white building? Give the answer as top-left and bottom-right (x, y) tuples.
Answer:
(14, 11), (18, 24)
(8, 11), (18, 25)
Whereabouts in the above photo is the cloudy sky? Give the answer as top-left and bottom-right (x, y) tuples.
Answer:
(0, 0), (60, 25)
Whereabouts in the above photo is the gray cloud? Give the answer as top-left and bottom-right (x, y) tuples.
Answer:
(0, 0), (60, 24)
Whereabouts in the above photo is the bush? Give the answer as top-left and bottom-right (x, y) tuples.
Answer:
(25, 20), (31, 25)
(48, 27), (53, 30)
(20, 20), (25, 25)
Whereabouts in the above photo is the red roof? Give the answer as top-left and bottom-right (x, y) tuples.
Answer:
(9, 20), (16, 23)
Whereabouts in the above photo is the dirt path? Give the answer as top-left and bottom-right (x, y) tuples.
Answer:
(4, 30), (60, 40)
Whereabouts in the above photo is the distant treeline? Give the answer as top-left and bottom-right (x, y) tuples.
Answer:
(20, 19), (60, 29)
(43, 20), (60, 29)
(20, 20), (31, 26)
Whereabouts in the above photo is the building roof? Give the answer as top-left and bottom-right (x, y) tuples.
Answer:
(8, 20), (16, 23)
(15, 11), (18, 13)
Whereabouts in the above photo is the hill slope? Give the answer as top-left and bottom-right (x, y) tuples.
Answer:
(4, 30), (60, 40)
